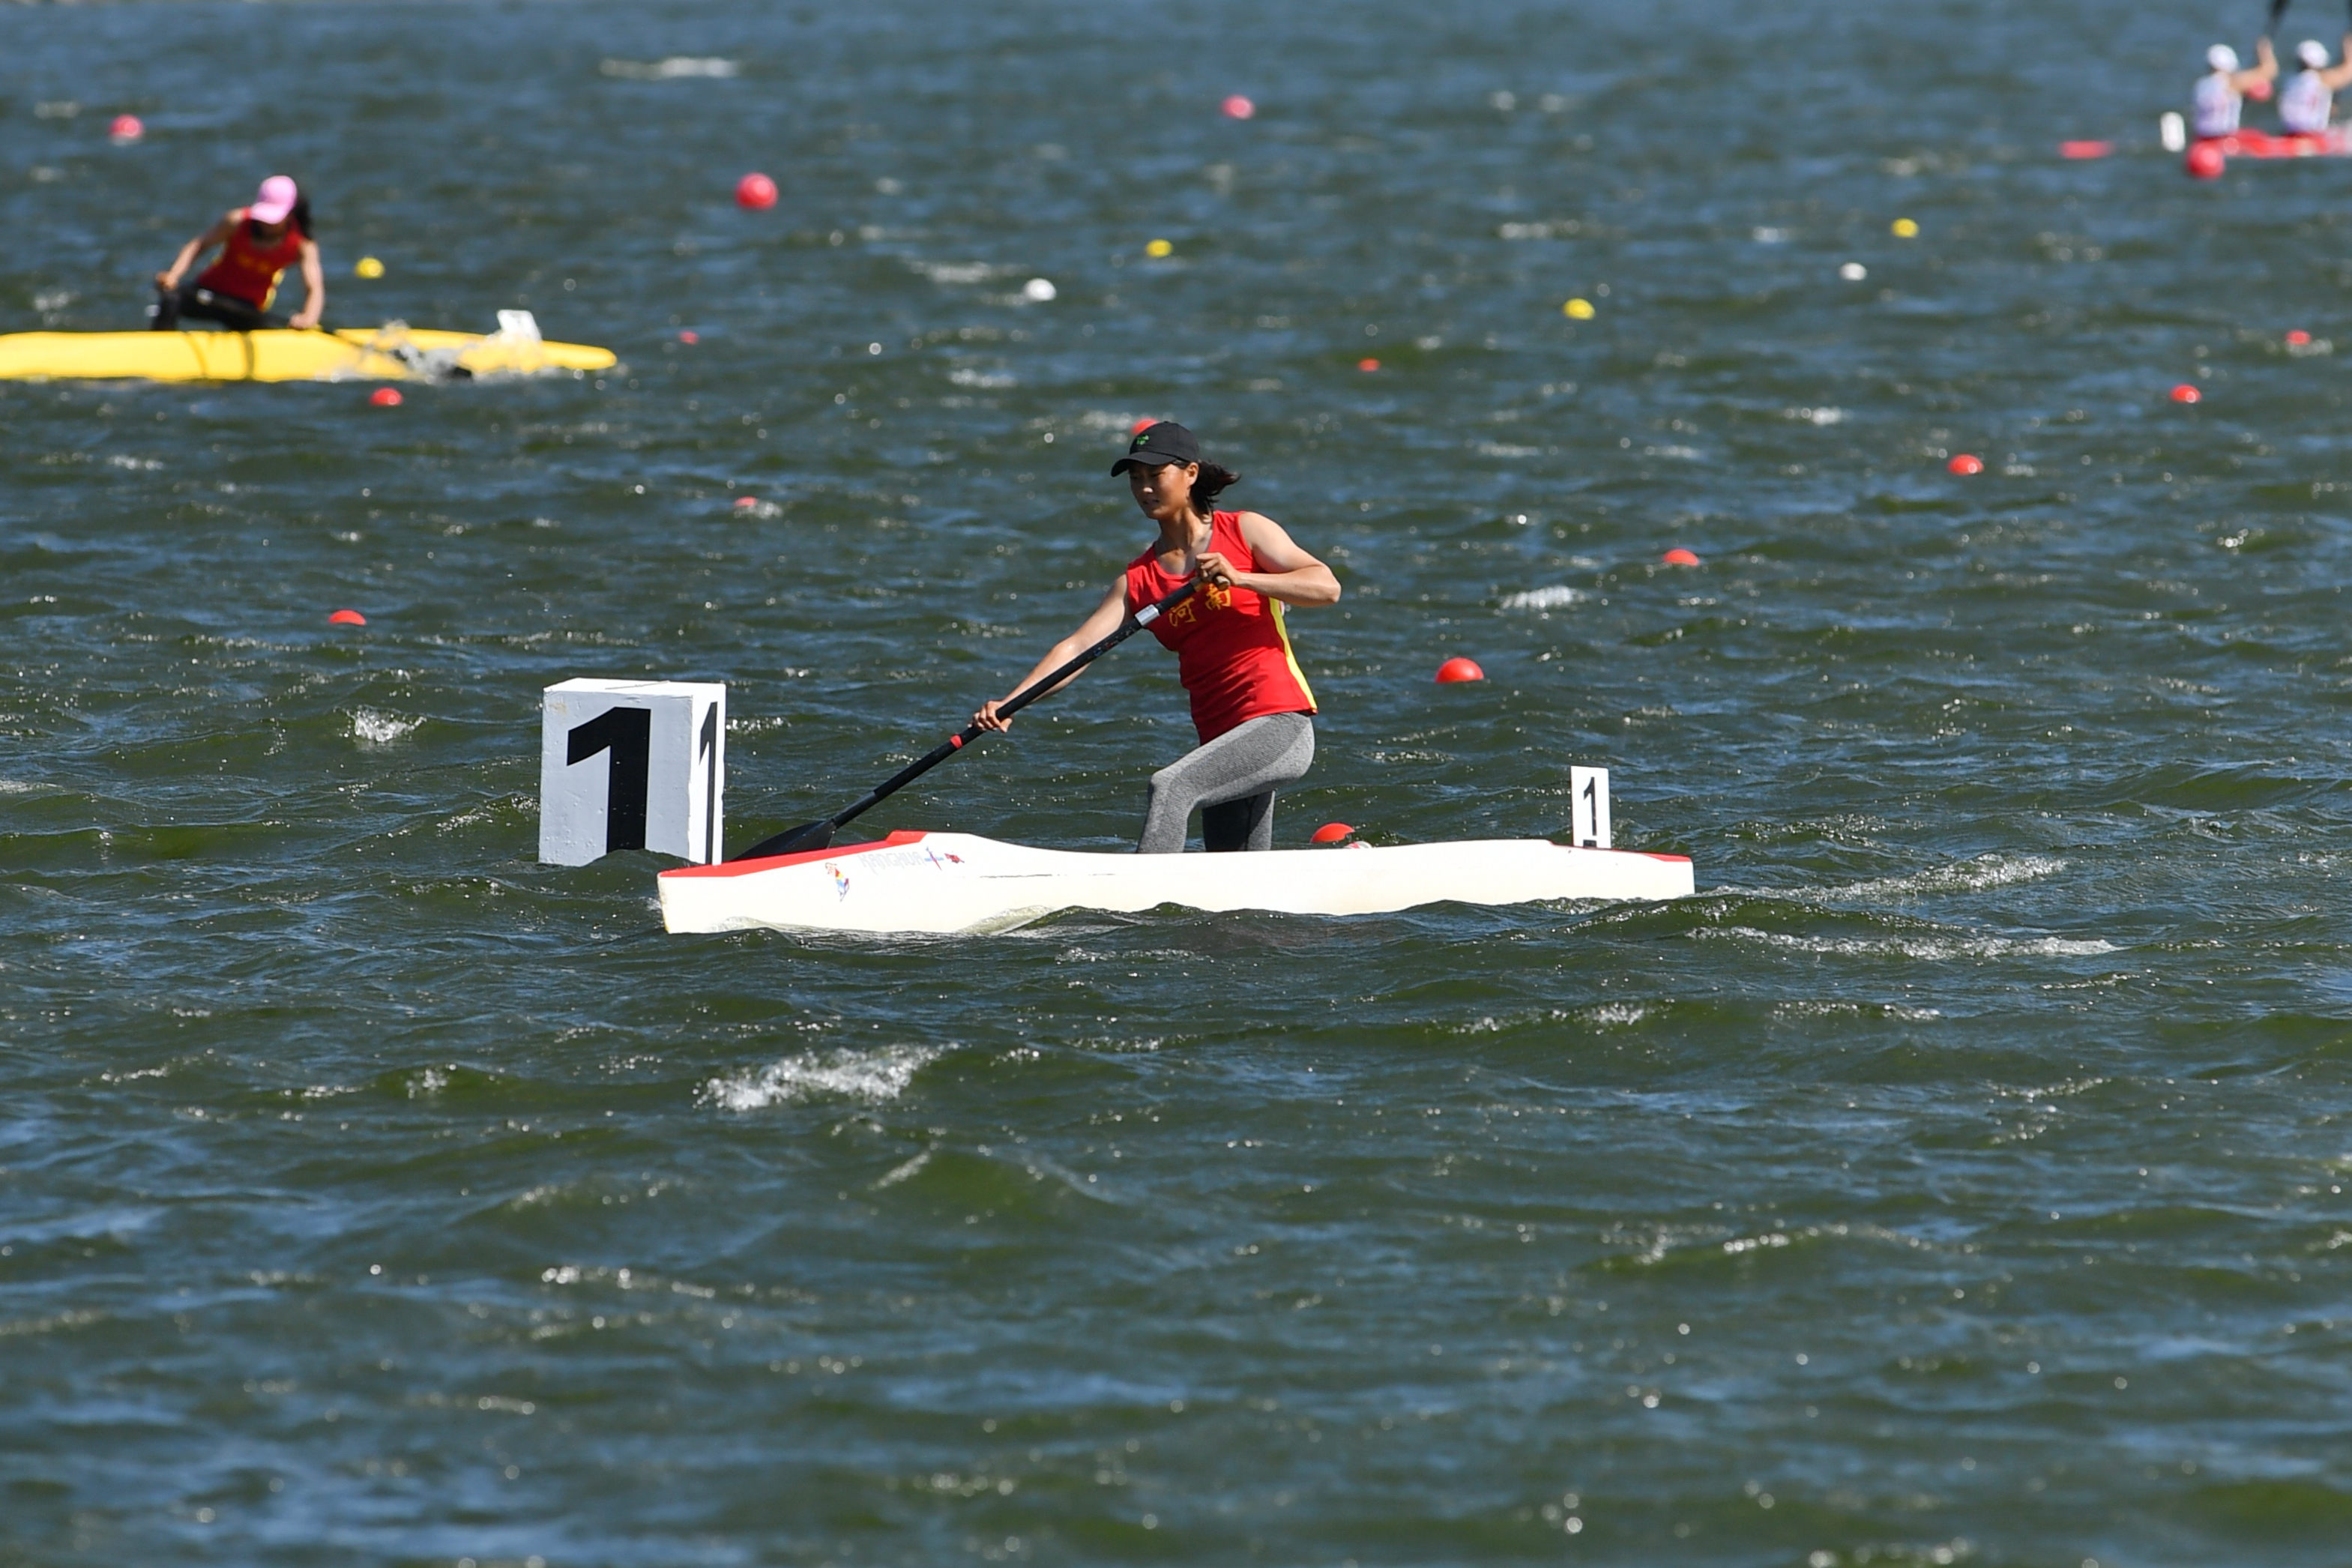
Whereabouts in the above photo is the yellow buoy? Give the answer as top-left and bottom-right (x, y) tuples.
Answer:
(1145, 238), (1174, 259)
(1563, 298), (1596, 320)
(355, 256), (386, 279)
(1890, 218), (1919, 238)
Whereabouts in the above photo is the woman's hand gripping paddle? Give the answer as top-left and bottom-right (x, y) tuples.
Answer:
(727, 579), (1198, 861)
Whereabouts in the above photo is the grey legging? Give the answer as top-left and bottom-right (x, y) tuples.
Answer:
(1137, 711), (1315, 854)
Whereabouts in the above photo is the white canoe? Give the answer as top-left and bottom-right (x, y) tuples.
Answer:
(657, 830), (1695, 937)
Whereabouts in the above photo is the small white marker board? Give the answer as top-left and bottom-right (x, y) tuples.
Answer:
(1569, 765), (1611, 849)
(540, 679), (725, 866)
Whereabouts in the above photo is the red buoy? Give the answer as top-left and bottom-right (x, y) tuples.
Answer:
(2058, 139), (2111, 160)
(1357, 357), (1381, 373)
(678, 330), (700, 344)
(735, 172), (778, 210)
(1948, 453), (1984, 475)
(2288, 329), (2312, 346)
(328, 609), (367, 626)
(2186, 142), (2226, 180)
(1662, 547), (1701, 566)
(1310, 821), (1352, 844)
(1435, 657), (1484, 683)
(108, 114), (143, 143)
(369, 387), (402, 407)
(733, 496), (759, 508)
(1130, 417), (1157, 435)
(1222, 95), (1255, 120)
(2171, 383), (2201, 404)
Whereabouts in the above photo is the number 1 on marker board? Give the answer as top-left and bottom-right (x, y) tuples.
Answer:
(568, 706), (652, 854)
(1569, 765), (1611, 850)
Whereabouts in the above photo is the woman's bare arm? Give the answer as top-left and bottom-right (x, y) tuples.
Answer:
(1202, 511), (1342, 607)
(2234, 37), (2280, 91)
(289, 238), (326, 329)
(971, 578), (1132, 731)
(2322, 35), (2352, 88)
(156, 213), (237, 291)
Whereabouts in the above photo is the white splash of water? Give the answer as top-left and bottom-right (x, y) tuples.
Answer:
(1499, 584), (1586, 610)
(875, 1149), (932, 1186)
(1832, 854), (2066, 902)
(352, 708), (423, 747)
(702, 1045), (941, 1112)
(1699, 926), (2116, 962)
(1720, 1231), (1792, 1255)
(600, 56), (739, 79)
(919, 262), (998, 285)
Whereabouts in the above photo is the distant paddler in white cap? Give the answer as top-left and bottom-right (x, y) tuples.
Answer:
(2194, 38), (2279, 140)
(2279, 36), (2352, 136)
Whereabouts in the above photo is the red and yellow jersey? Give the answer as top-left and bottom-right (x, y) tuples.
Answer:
(193, 210), (305, 308)
(1124, 510), (1316, 743)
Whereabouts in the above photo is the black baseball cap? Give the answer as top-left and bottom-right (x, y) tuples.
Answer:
(1110, 420), (1201, 475)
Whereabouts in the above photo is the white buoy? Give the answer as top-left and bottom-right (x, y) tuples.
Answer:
(1022, 277), (1057, 301)
(2160, 112), (2186, 154)
(540, 679), (726, 866)
(1839, 262), (1868, 281)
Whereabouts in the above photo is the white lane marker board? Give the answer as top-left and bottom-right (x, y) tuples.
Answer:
(1569, 765), (1611, 849)
(540, 679), (724, 866)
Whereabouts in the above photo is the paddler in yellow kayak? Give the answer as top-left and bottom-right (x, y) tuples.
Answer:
(150, 175), (324, 333)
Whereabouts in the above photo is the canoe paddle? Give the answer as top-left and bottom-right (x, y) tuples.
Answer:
(2263, 1), (2352, 32)
(728, 577), (1200, 861)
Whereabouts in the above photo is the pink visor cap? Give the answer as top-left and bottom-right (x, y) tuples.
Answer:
(249, 175), (298, 225)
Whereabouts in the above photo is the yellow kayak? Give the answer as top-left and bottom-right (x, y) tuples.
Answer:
(0, 314), (616, 383)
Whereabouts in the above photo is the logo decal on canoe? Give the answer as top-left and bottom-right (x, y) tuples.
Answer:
(826, 862), (850, 899)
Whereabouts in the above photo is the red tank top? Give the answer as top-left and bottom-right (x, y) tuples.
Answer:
(194, 210), (305, 308)
(1124, 510), (1317, 743)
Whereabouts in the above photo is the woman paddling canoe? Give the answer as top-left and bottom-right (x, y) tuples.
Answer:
(973, 421), (1341, 852)
(151, 175), (324, 333)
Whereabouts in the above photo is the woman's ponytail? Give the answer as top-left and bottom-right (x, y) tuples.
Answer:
(1191, 462), (1242, 513)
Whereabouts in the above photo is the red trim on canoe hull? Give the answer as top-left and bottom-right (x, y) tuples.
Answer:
(2199, 130), (2344, 158)
(660, 831), (1691, 882)
(663, 830), (931, 880)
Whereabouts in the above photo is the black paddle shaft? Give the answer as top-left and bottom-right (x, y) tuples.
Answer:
(2265, 1), (2352, 31)
(729, 579), (1199, 860)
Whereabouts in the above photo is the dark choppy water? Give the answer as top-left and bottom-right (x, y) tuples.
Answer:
(7, 1), (2352, 1563)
